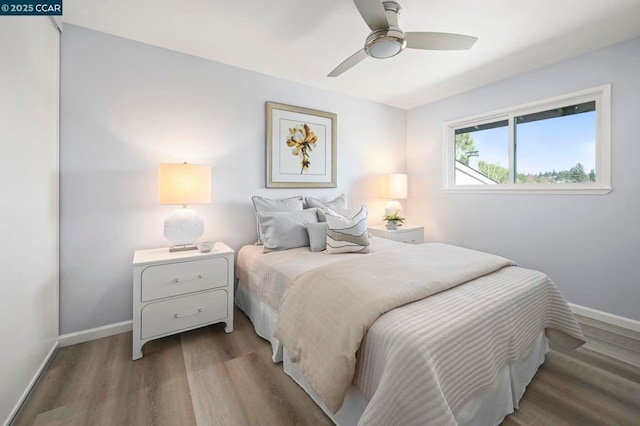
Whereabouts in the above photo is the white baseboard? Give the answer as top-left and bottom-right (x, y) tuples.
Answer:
(58, 320), (133, 347)
(5, 342), (58, 426)
(569, 303), (640, 333)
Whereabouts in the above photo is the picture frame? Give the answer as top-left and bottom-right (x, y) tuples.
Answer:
(266, 101), (337, 188)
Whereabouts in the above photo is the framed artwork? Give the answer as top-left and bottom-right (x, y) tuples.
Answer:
(266, 101), (337, 188)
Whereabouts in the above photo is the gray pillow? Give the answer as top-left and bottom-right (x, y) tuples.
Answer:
(305, 222), (328, 252)
(252, 196), (304, 243)
(256, 209), (319, 252)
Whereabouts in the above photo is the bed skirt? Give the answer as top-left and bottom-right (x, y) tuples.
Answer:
(235, 282), (548, 426)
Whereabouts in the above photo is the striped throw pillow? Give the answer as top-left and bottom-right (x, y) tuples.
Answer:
(325, 206), (370, 254)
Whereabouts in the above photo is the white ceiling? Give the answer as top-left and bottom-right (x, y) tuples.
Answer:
(62, 0), (640, 110)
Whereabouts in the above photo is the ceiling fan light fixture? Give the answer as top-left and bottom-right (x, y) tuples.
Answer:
(365, 30), (406, 59)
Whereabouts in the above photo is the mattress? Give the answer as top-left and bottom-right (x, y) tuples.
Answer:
(235, 238), (565, 425)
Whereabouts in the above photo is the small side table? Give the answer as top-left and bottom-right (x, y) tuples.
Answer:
(132, 242), (234, 360)
(368, 224), (424, 244)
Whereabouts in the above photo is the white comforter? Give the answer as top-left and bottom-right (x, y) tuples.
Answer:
(238, 241), (584, 425)
(275, 244), (582, 425)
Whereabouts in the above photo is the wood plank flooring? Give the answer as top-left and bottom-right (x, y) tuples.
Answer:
(503, 314), (640, 426)
(12, 310), (640, 425)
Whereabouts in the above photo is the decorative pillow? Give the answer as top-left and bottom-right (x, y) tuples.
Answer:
(256, 209), (319, 252)
(317, 206), (364, 222)
(306, 194), (347, 213)
(252, 195), (304, 243)
(325, 205), (370, 254)
(305, 222), (328, 252)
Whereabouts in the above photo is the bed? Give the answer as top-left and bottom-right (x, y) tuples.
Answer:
(235, 236), (584, 426)
(241, 193), (584, 425)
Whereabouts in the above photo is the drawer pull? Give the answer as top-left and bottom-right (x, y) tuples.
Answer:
(173, 274), (203, 283)
(173, 308), (203, 319)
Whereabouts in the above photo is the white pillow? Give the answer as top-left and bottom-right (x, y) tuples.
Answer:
(256, 209), (319, 252)
(325, 206), (370, 254)
(252, 196), (304, 243)
(306, 194), (347, 212)
(317, 206), (364, 222)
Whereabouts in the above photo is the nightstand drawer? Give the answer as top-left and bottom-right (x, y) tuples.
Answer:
(141, 289), (228, 339)
(391, 230), (423, 244)
(141, 257), (228, 302)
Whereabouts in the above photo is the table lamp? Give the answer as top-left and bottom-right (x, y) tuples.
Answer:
(159, 162), (211, 252)
(384, 173), (407, 216)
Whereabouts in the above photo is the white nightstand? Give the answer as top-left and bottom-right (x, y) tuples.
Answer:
(132, 242), (234, 360)
(368, 224), (424, 244)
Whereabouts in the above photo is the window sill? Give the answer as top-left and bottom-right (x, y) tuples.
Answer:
(443, 185), (612, 195)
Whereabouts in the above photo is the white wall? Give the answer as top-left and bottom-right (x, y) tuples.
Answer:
(407, 37), (640, 321)
(0, 18), (60, 425)
(60, 25), (406, 334)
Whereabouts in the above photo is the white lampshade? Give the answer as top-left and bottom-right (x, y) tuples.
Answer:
(158, 162), (211, 252)
(159, 163), (211, 205)
(388, 173), (407, 199)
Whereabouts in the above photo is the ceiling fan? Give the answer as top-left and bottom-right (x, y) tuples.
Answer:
(328, 0), (478, 77)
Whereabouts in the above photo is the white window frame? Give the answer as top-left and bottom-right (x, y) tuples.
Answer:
(443, 84), (611, 194)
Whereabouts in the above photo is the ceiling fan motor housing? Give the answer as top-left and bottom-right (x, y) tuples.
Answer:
(382, 1), (402, 20)
(364, 1), (406, 59)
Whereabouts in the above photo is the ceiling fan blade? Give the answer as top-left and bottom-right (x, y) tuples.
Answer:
(328, 49), (369, 77)
(353, 0), (389, 30)
(405, 32), (478, 50)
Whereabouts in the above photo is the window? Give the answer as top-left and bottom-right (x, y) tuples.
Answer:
(444, 85), (611, 194)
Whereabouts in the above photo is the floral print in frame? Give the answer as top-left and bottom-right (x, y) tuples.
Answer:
(266, 102), (337, 188)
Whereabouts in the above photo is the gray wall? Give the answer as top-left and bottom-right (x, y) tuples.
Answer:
(407, 37), (640, 321)
(60, 25), (406, 334)
(0, 17), (59, 424)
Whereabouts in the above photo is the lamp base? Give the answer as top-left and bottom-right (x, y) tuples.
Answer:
(164, 208), (204, 249)
(385, 200), (402, 216)
(169, 244), (198, 253)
